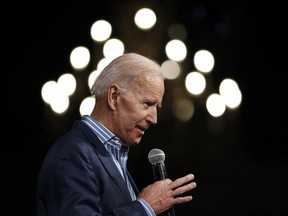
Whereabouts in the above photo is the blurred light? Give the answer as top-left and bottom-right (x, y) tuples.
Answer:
(70, 46), (90, 70)
(41, 80), (70, 114)
(161, 60), (181, 80)
(185, 71), (206, 95)
(134, 8), (157, 30)
(41, 80), (58, 104)
(57, 73), (77, 96)
(97, 57), (114, 72)
(206, 93), (226, 117)
(172, 98), (195, 122)
(165, 39), (187, 62)
(167, 23), (187, 40)
(90, 20), (112, 42)
(219, 78), (242, 109)
(88, 69), (101, 90)
(41, 6), (241, 120)
(194, 49), (214, 73)
(103, 38), (125, 59)
(79, 96), (95, 116)
(50, 91), (70, 114)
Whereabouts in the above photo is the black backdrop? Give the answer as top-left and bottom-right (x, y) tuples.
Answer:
(5, 1), (287, 215)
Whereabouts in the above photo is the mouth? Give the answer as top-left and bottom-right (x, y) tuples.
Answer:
(136, 125), (146, 134)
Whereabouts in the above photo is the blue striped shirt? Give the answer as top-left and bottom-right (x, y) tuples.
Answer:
(81, 115), (155, 216)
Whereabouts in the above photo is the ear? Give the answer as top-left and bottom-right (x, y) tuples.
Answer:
(107, 84), (120, 111)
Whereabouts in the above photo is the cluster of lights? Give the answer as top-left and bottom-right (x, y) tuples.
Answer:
(41, 7), (242, 122)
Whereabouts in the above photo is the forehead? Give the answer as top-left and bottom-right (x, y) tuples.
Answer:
(134, 74), (164, 99)
(136, 73), (164, 90)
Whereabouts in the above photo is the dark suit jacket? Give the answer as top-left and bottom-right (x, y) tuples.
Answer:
(36, 120), (148, 215)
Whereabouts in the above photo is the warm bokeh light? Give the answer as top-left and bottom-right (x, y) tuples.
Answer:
(79, 96), (95, 116)
(57, 73), (77, 97)
(88, 70), (101, 90)
(206, 93), (226, 117)
(96, 57), (114, 72)
(185, 71), (206, 95)
(41, 5), (241, 119)
(165, 39), (187, 62)
(70, 46), (90, 70)
(219, 78), (242, 109)
(50, 92), (70, 114)
(103, 38), (125, 59)
(41, 80), (58, 105)
(194, 49), (215, 73)
(134, 8), (157, 30)
(90, 20), (112, 42)
(172, 98), (195, 122)
(161, 60), (181, 80)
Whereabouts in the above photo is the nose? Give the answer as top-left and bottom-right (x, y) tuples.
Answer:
(146, 108), (158, 124)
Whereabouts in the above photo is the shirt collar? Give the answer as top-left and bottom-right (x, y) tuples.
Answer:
(81, 115), (129, 152)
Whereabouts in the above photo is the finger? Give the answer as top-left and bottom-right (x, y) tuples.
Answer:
(174, 195), (193, 205)
(168, 174), (195, 189)
(173, 182), (197, 196)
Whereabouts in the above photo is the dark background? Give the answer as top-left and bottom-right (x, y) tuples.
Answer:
(5, 1), (287, 215)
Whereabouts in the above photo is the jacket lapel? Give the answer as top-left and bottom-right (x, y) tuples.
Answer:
(75, 120), (133, 200)
(98, 151), (133, 199)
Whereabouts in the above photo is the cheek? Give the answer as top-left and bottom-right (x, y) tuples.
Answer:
(120, 107), (147, 123)
(118, 97), (147, 121)
(119, 102), (136, 115)
(119, 97), (140, 114)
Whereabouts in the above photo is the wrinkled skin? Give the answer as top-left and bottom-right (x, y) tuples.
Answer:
(138, 174), (196, 215)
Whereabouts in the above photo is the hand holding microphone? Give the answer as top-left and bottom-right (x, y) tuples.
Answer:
(137, 148), (197, 215)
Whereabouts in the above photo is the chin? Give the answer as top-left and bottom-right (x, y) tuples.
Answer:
(132, 137), (142, 145)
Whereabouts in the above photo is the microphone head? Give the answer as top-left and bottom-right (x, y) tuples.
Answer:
(148, 148), (165, 165)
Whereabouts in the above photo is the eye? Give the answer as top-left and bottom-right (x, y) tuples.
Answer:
(143, 100), (161, 109)
(145, 100), (155, 107)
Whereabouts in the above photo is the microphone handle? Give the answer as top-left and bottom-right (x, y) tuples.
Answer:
(152, 163), (176, 216)
(152, 163), (168, 181)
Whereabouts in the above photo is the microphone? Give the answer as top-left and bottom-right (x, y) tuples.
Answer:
(148, 148), (176, 216)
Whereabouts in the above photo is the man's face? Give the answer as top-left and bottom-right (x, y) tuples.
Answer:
(114, 74), (164, 146)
